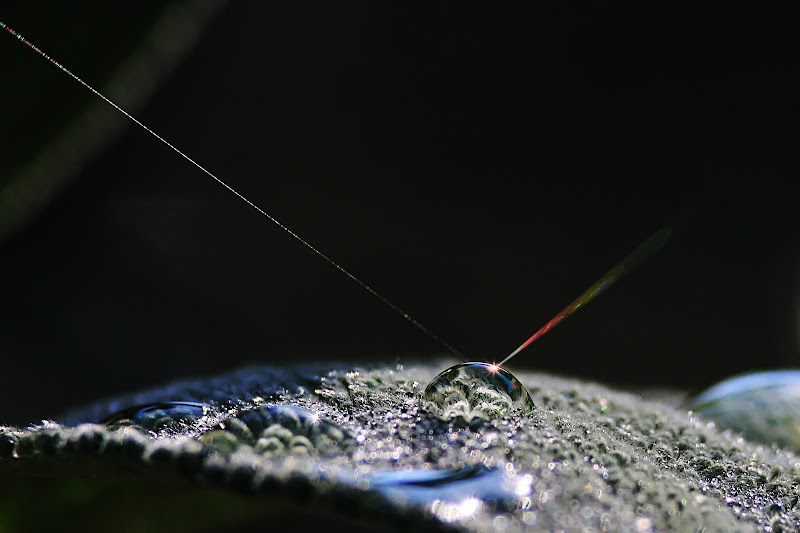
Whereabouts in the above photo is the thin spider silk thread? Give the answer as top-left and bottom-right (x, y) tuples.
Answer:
(1, 21), (466, 360)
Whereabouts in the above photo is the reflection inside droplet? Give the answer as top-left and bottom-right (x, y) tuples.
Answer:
(421, 362), (534, 420)
(100, 401), (209, 435)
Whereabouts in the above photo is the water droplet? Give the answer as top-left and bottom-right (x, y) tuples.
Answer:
(687, 370), (800, 451)
(368, 464), (528, 522)
(421, 362), (534, 420)
(200, 404), (354, 457)
(100, 401), (210, 435)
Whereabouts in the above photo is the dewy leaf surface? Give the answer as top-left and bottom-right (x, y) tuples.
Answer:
(3, 361), (800, 532)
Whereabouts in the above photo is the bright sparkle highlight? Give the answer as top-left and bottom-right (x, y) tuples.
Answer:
(431, 497), (482, 522)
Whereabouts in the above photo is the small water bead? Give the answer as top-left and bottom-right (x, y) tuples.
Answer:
(200, 405), (355, 457)
(422, 362), (534, 421)
(687, 370), (800, 451)
(100, 401), (210, 435)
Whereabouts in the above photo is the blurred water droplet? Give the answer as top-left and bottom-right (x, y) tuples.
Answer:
(369, 464), (528, 522)
(422, 362), (534, 420)
(100, 401), (209, 435)
(687, 370), (800, 451)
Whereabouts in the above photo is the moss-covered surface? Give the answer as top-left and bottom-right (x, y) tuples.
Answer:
(2, 361), (798, 532)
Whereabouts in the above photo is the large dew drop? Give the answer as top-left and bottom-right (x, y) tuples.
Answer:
(687, 370), (800, 451)
(422, 362), (534, 420)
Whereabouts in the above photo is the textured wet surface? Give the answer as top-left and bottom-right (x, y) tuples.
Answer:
(200, 404), (356, 458)
(3, 361), (800, 532)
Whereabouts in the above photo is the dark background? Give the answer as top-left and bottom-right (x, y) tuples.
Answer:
(1, 2), (797, 425)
